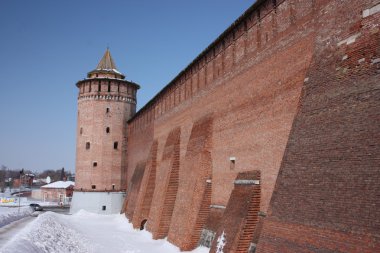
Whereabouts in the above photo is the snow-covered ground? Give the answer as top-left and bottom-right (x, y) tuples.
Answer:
(0, 206), (33, 228)
(0, 210), (209, 253)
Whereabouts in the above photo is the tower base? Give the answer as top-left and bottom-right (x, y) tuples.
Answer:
(70, 191), (126, 215)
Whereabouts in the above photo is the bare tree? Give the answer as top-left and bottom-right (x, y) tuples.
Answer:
(0, 165), (7, 192)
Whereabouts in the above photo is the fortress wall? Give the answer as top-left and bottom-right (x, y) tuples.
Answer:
(256, 0), (380, 252)
(125, 0), (317, 250)
(125, 0), (380, 251)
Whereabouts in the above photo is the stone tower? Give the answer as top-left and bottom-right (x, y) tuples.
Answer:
(70, 49), (139, 214)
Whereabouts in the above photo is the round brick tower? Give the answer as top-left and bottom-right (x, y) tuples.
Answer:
(70, 48), (139, 214)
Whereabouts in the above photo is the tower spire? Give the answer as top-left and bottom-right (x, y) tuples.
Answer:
(87, 48), (125, 79)
(96, 48), (117, 71)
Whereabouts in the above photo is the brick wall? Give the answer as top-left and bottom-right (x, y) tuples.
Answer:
(256, 0), (380, 252)
(210, 171), (261, 253)
(75, 78), (138, 192)
(124, 0), (380, 251)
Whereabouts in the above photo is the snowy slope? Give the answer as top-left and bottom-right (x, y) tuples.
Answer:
(0, 210), (209, 253)
(0, 207), (33, 228)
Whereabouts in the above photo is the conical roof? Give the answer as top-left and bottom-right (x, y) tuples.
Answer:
(96, 48), (118, 70)
(87, 48), (125, 79)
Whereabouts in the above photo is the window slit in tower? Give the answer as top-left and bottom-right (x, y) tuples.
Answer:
(106, 127), (110, 133)
(114, 141), (118, 149)
(117, 83), (120, 92)
(98, 81), (101, 91)
(108, 81), (111, 92)
(86, 142), (90, 150)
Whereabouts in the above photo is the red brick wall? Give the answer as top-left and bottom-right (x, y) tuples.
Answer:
(131, 141), (158, 228)
(210, 171), (261, 253)
(167, 115), (213, 250)
(123, 161), (145, 219)
(146, 127), (181, 239)
(124, 0), (379, 251)
(75, 78), (138, 192)
(256, 0), (380, 252)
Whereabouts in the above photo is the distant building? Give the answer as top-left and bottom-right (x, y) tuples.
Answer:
(41, 181), (74, 204)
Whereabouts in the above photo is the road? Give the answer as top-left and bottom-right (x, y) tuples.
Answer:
(0, 215), (36, 246)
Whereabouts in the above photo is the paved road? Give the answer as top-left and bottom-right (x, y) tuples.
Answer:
(0, 215), (36, 246)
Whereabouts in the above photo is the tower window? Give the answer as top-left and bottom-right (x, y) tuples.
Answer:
(102, 205), (106, 211)
(108, 82), (111, 92)
(80, 128), (83, 135)
(114, 141), (118, 149)
(106, 107), (110, 113)
(86, 142), (90, 150)
(92, 185), (96, 189)
(112, 184), (115, 190)
(106, 127), (110, 133)
(98, 81), (101, 91)
(230, 157), (236, 170)
(93, 162), (97, 167)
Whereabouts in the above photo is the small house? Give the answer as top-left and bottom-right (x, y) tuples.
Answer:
(41, 181), (75, 204)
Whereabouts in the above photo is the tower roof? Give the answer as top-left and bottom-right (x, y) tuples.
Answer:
(96, 48), (118, 70)
(87, 48), (125, 79)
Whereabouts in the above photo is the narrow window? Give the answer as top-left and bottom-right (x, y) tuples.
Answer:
(106, 127), (110, 133)
(93, 162), (97, 167)
(230, 157), (236, 170)
(106, 107), (110, 113)
(117, 83), (120, 92)
(92, 185), (96, 189)
(86, 142), (90, 150)
(114, 141), (118, 149)
(80, 128), (83, 135)
(108, 81), (111, 92)
(98, 81), (101, 91)
(112, 184), (115, 190)
(102, 205), (106, 211)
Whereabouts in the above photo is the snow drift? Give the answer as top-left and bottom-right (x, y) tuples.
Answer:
(0, 210), (209, 253)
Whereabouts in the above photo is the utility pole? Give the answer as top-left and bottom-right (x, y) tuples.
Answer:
(18, 168), (24, 213)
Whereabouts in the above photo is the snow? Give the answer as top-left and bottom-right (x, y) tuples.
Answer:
(0, 210), (209, 253)
(96, 68), (122, 74)
(41, 180), (74, 189)
(0, 206), (33, 228)
(216, 231), (226, 253)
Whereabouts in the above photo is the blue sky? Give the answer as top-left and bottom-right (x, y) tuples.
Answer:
(0, 0), (254, 173)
